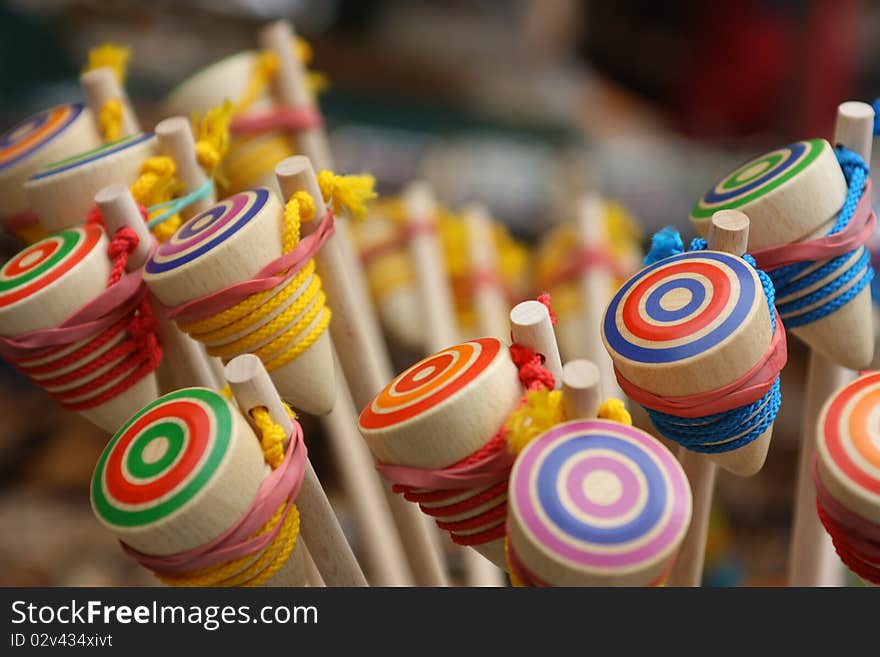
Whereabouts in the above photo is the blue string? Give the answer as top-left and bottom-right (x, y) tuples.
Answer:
(636, 230), (782, 453)
(874, 98), (880, 136)
(767, 146), (873, 328)
(146, 178), (215, 229)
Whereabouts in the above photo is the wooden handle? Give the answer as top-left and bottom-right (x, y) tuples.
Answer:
(95, 184), (153, 269)
(463, 203), (510, 341)
(225, 354), (367, 586)
(562, 359), (601, 420)
(155, 116), (216, 219)
(80, 67), (140, 138)
(510, 300), (563, 390)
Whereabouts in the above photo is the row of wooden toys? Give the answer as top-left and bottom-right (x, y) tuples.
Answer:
(0, 13), (877, 586)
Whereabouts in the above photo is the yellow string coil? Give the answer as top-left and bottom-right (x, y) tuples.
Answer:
(192, 100), (233, 179)
(83, 43), (130, 82)
(505, 389), (566, 456)
(180, 172), (373, 372)
(97, 99), (123, 142)
(598, 398), (632, 426)
(159, 405), (300, 587)
(129, 156), (183, 242)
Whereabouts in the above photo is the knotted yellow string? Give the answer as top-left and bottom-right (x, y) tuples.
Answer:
(129, 156), (183, 242)
(157, 405), (300, 587)
(83, 44), (131, 142)
(598, 398), (632, 426)
(192, 100), (233, 179)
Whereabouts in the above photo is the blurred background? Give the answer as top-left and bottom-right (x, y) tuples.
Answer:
(0, 0), (878, 586)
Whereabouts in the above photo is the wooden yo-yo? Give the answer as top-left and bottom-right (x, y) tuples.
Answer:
(0, 225), (159, 432)
(24, 133), (158, 233)
(143, 188), (335, 415)
(90, 387), (308, 586)
(0, 103), (102, 243)
(814, 371), (880, 584)
(358, 337), (523, 567)
(507, 419), (692, 586)
(602, 211), (778, 476)
(691, 137), (872, 369)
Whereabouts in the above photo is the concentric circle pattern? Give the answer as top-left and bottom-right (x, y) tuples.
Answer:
(0, 225), (102, 308)
(0, 104), (84, 172)
(29, 132), (155, 180)
(603, 251), (756, 364)
(691, 139), (824, 219)
(818, 372), (880, 503)
(359, 337), (502, 429)
(91, 388), (234, 528)
(146, 189), (269, 274)
(510, 419), (690, 573)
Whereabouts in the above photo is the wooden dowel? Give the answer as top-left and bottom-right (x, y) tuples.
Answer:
(463, 203), (510, 341)
(562, 359), (601, 420)
(666, 209), (749, 587)
(95, 184), (221, 390)
(225, 354), (367, 587)
(155, 116), (216, 219)
(788, 100), (874, 586)
(401, 185), (504, 587)
(275, 156), (450, 586)
(509, 300), (564, 390)
(80, 67), (140, 138)
(576, 192), (624, 400)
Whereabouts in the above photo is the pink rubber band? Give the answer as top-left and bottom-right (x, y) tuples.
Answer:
(0, 273), (147, 359)
(539, 246), (628, 291)
(813, 457), (880, 554)
(230, 106), (323, 136)
(750, 179), (875, 271)
(122, 421), (308, 575)
(163, 209), (335, 323)
(376, 444), (515, 491)
(615, 311), (787, 418)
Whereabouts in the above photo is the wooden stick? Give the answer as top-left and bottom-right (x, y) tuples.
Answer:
(319, 351), (414, 585)
(788, 101), (874, 586)
(225, 354), (367, 586)
(666, 210), (749, 587)
(576, 192), (624, 400)
(562, 359), (601, 420)
(463, 203), (510, 341)
(275, 156), (450, 586)
(509, 300), (564, 390)
(95, 184), (221, 391)
(80, 67), (140, 138)
(154, 116), (216, 220)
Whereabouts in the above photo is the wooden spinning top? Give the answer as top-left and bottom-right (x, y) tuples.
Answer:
(24, 133), (158, 234)
(90, 387), (307, 586)
(507, 419), (692, 586)
(0, 103), (102, 242)
(143, 188), (335, 415)
(691, 137), (872, 369)
(602, 213), (776, 475)
(0, 225), (159, 432)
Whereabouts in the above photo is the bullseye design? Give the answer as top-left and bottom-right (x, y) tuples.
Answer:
(0, 225), (102, 308)
(91, 388), (233, 528)
(691, 139), (824, 219)
(818, 372), (880, 501)
(510, 419), (690, 571)
(603, 251), (756, 363)
(359, 337), (502, 429)
(146, 189), (269, 274)
(0, 104), (84, 171)
(29, 132), (156, 179)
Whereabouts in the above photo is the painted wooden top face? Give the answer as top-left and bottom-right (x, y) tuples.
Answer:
(29, 133), (155, 180)
(817, 372), (880, 514)
(360, 337), (504, 430)
(91, 388), (235, 530)
(509, 419), (691, 576)
(603, 251), (758, 365)
(0, 225), (103, 309)
(146, 189), (270, 274)
(691, 139), (826, 220)
(0, 104), (86, 172)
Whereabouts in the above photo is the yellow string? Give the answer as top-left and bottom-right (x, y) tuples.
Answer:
(83, 43), (130, 82)
(97, 99), (123, 142)
(317, 171), (376, 221)
(129, 156), (183, 241)
(505, 389), (566, 456)
(191, 100), (233, 179)
(598, 398), (632, 426)
(158, 405), (300, 587)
